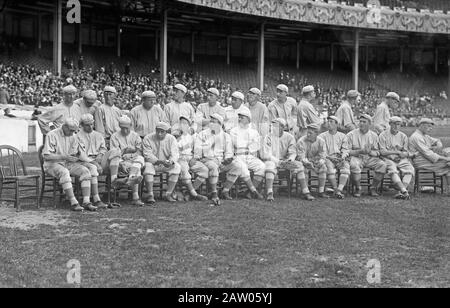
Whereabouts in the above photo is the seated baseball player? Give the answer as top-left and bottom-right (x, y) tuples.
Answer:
(109, 115), (145, 206)
(142, 122), (181, 204)
(347, 114), (387, 197)
(42, 118), (98, 212)
(319, 116), (351, 199)
(194, 113), (243, 205)
(76, 114), (110, 209)
(261, 118), (312, 202)
(229, 109), (265, 200)
(379, 116), (413, 200)
(171, 116), (209, 202)
(296, 123), (328, 199)
(409, 117), (450, 194)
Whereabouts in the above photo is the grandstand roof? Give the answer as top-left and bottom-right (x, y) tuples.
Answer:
(4, 0), (450, 47)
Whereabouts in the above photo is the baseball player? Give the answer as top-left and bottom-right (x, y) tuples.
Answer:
(130, 90), (167, 138)
(229, 109), (265, 200)
(347, 114), (387, 197)
(296, 123), (328, 199)
(42, 118), (98, 212)
(109, 116), (145, 206)
(142, 122), (181, 204)
(379, 116), (413, 200)
(319, 116), (351, 199)
(194, 113), (243, 205)
(38, 85), (82, 135)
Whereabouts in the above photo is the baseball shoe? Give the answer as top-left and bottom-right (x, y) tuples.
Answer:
(94, 201), (108, 210)
(303, 193), (315, 201)
(82, 202), (97, 212)
(72, 204), (84, 212)
(131, 199), (145, 207)
(143, 195), (156, 205)
(220, 191), (233, 200)
(266, 192), (275, 202)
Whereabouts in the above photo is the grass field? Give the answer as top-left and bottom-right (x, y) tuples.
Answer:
(0, 126), (449, 288)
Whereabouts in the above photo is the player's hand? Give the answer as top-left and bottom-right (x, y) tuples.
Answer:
(399, 152), (408, 159)
(163, 160), (173, 168)
(65, 155), (79, 162)
(369, 151), (378, 157)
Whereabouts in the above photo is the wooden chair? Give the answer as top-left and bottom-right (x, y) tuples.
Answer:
(272, 169), (293, 198)
(349, 168), (373, 194)
(414, 169), (444, 194)
(0, 145), (41, 211)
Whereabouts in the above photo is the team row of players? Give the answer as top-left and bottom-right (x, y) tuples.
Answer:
(39, 83), (450, 211)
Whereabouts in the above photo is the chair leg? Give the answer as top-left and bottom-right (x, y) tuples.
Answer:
(0, 180), (3, 200)
(39, 176), (45, 206)
(53, 178), (58, 209)
(36, 176), (40, 209)
(15, 180), (20, 212)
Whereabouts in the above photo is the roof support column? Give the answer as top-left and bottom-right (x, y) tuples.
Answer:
(160, 9), (168, 84)
(352, 30), (360, 91)
(53, 0), (62, 76)
(257, 23), (265, 91)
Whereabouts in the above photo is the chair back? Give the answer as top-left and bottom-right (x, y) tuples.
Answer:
(0, 145), (27, 179)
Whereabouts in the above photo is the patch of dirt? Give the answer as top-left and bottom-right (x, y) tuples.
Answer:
(0, 207), (70, 231)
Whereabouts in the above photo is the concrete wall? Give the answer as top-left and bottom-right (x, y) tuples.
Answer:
(0, 118), (43, 153)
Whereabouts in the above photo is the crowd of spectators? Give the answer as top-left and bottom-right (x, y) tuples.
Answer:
(0, 62), (447, 121)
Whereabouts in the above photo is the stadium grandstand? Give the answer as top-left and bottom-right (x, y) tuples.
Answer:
(1, 0), (450, 119)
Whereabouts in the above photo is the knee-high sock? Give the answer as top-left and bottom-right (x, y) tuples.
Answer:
(338, 174), (349, 191)
(145, 175), (154, 195)
(184, 180), (198, 196)
(166, 180), (177, 195)
(253, 175), (264, 191)
(193, 177), (206, 191)
(297, 171), (310, 194)
(243, 178), (256, 192)
(62, 182), (78, 205)
(132, 184), (139, 200)
(352, 173), (362, 190)
(391, 173), (407, 192)
(91, 177), (100, 203)
(81, 180), (91, 204)
(222, 180), (234, 192)
(372, 173), (384, 190)
(110, 158), (120, 182)
(209, 176), (218, 193)
(402, 174), (413, 189)
(318, 172), (327, 193)
(328, 174), (338, 190)
(266, 172), (275, 193)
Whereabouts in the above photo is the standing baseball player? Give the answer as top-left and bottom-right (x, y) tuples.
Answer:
(246, 87), (270, 137)
(94, 86), (123, 146)
(130, 90), (167, 138)
(194, 87), (225, 131)
(224, 91), (251, 133)
(335, 90), (358, 134)
(268, 84), (297, 134)
(38, 85), (82, 136)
